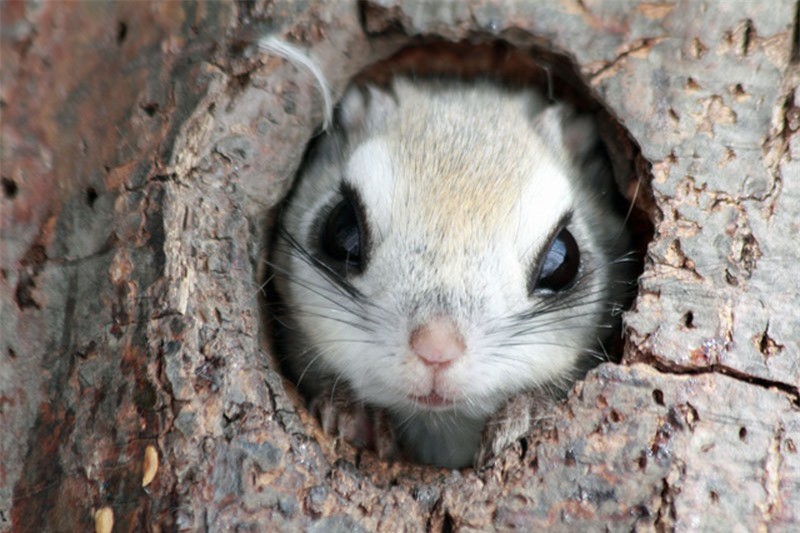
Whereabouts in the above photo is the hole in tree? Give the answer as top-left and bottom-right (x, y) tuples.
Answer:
(518, 437), (529, 458)
(2, 177), (18, 199)
(564, 449), (577, 466)
(263, 40), (653, 471)
(140, 102), (159, 116)
(116, 21), (128, 44)
(86, 186), (98, 208)
(441, 511), (455, 533)
(653, 389), (665, 406)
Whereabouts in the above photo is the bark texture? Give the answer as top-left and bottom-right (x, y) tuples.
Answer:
(1, 0), (798, 530)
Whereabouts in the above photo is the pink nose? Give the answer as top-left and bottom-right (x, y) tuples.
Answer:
(410, 318), (466, 367)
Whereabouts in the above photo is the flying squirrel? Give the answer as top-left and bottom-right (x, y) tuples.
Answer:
(263, 39), (635, 468)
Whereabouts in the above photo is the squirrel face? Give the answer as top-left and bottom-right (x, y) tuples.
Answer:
(271, 78), (632, 467)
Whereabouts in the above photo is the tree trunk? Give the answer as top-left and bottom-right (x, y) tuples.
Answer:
(2, 0), (798, 530)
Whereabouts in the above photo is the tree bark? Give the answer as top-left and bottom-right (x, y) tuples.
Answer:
(1, 0), (798, 530)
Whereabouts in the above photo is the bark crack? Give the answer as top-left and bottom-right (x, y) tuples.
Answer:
(589, 37), (664, 82)
(640, 358), (800, 407)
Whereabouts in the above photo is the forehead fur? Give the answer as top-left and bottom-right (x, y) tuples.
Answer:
(374, 79), (576, 252)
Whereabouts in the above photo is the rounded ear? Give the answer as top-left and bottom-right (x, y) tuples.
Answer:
(337, 84), (397, 135)
(532, 104), (599, 163)
(533, 103), (620, 195)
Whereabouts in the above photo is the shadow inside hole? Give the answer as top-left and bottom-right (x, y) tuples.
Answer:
(261, 40), (654, 470)
(2, 177), (18, 199)
(117, 21), (128, 45)
(683, 311), (695, 329)
(86, 186), (98, 208)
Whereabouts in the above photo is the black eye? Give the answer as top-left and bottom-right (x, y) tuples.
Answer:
(531, 228), (580, 293)
(320, 194), (365, 272)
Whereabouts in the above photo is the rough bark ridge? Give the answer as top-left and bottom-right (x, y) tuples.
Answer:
(1, 0), (798, 530)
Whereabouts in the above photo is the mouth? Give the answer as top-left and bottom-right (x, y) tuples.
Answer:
(409, 392), (454, 410)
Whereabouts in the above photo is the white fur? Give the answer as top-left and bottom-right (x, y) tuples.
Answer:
(273, 79), (629, 468)
(258, 36), (333, 129)
(346, 139), (396, 232)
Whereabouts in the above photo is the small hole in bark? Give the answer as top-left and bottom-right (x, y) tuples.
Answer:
(755, 325), (784, 358)
(564, 449), (576, 466)
(668, 108), (679, 123)
(742, 19), (754, 55)
(724, 269), (738, 286)
(2, 177), (18, 199)
(234, 72), (251, 90)
(739, 427), (747, 441)
(441, 511), (455, 533)
(263, 39), (653, 471)
(637, 455), (647, 470)
(8, 347), (17, 359)
(686, 77), (701, 90)
(653, 389), (665, 406)
(359, 1), (407, 36)
(14, 278), (41, 310)
(682, 311), (695, 328)
(141, 102), (159, 116)
(86, 187), (98, 208)
(710, 490), (719, 503)
(116, 21), (128, 44)
(518, 437), (528, 457)
(691, 38), (708, 59)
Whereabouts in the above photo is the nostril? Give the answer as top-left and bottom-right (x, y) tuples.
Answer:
(410, 317), (466, 366)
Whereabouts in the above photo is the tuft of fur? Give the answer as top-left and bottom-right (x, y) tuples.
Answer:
(259, 36), (334, 129)
(270, 78), (633, 468)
